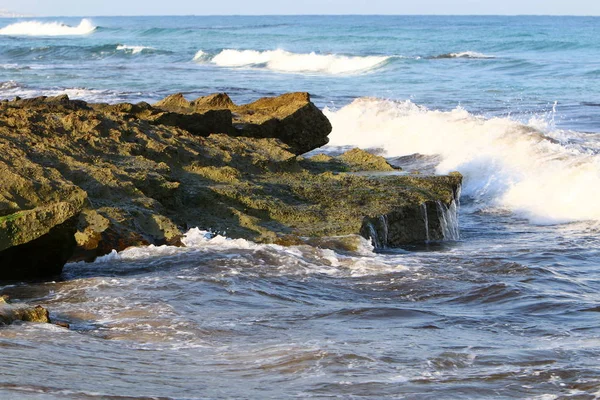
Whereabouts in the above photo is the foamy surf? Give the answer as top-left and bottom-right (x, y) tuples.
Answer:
(0, 18), (96, 36)
(82, 228), (417, 278)
(324, 98), (600, 224)
(116, 45), (154, 54)
(193, 49), (390, 75)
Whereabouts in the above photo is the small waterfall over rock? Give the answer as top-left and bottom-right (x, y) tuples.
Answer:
(365, 221), (382, 249)
(361, 184), (462, 248)
(436, 200), (460, 241)
(379, 214), (389, 247)
(421, 203), (430, 242)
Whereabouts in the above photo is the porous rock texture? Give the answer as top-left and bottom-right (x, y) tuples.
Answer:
(0, 92), (461, 279)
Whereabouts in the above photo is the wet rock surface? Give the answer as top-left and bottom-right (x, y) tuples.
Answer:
(0, 296), (50, 325)
(0, 92), (461, 279)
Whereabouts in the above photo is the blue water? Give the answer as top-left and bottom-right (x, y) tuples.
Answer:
(1, 16), (599, 131)
(1, 16), (600, 399)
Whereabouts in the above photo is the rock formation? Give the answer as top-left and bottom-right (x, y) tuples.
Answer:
(0, 92), (461, 280)
(0, 296), (50, 325)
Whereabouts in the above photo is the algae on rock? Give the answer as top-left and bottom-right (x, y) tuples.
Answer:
(0, 296), (50, 325)
(0, 92), (461, 279)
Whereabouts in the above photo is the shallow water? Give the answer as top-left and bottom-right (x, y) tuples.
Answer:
(0, 213), (599, 399)
(1, 15), (600, 399)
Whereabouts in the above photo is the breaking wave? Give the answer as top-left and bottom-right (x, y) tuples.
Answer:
(116, 45), (155, 54)
(0, 81), (129, 103)
(193, 49), (391, 75)
(432, 51), (495, 59)
(324, 98), (600, 224)
(87, 228), (419, 278)
(0, 18), (96, 36)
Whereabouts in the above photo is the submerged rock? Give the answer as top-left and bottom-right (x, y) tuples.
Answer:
(0, 296), (50, 325)
(304, 148), (397, 172)
(0, 92), (461, 279)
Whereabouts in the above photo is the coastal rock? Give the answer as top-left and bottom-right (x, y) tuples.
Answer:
(0, 296), (50, 325)
(233, 92), (332, 155)
(0, 93), (462, 278)
(154, 92), (332, 155)
(304, 148), (397, 172)
(0, 152), (87, 279)
(152, 93), (235, 136)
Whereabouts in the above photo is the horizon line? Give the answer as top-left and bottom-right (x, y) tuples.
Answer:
(4, 13), (600, 18)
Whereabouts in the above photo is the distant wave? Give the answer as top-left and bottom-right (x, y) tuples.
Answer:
(193, 49), (391, 75)
(0, 18), (96, 36)
(116, 45), (154, 55)
(0, 63), (29, 71)
(0, 80), (20, 90)
(432, 51), (495, 59)
(324, 98), (600, 224)
(0, 81), (128, 103)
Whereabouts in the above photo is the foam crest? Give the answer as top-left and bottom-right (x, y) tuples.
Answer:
(85, 228), (417, 278)
(116, 45), (153, 54)
(324, 98), (600, 224)
(433, 51), (495, 59)
(196, 49), (390, 75)
(192, 50), (207, 61)
(0, 18), (96, 36)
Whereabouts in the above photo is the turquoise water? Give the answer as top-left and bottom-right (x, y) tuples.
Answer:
(1, 16), (600, 399)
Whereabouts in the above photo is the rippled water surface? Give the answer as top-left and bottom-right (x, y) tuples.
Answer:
(1, 15), (600, 399)
(1, 210), (599, 399)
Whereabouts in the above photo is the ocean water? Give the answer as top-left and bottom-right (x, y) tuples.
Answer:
(1, 15), (600, 399)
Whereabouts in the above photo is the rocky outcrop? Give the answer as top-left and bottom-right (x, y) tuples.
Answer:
(153, 92), (331, 155)
(0, 93), (461, 279)
(0, 296), (50, 325)
(233, 92), (332, 155)
(0, 136), (87, 279)
(302, 148), (397, 173)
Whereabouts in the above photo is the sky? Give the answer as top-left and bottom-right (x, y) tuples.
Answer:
(2, 0), (600, 16)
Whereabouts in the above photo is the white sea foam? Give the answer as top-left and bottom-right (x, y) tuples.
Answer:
(0, 83), (127, 103)
(324, 98), (600, 224)
(0, 18), (96, 36)
(84, 228), (417, 277)
(447, 51), (495, 59)
(193, 50), (207, 61)
(116, 45), (153, 54)
(194, 49), (390, 75)
(181, 227), (263, 250)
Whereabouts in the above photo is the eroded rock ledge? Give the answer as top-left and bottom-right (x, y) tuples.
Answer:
(0, 92), (461, 280)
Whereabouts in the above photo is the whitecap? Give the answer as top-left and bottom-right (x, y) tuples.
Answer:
(0, 18), (96, 36)
(433, 51), (495, 59)
(116, 45), (154, 55)
(194, 48), (390, 75)
(192, 50), (208, 61)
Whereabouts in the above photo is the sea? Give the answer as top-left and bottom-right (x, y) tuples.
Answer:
(0, 15), (599, 399)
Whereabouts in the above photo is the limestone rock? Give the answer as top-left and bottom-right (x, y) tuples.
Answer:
(154, 92), (332, 154)
(0, 153), (87, 279)
(152, 93), (235, 136)
(0, 93), (462, 277)
(233, 92), (332, 155)
(304, 148), (397, 172)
